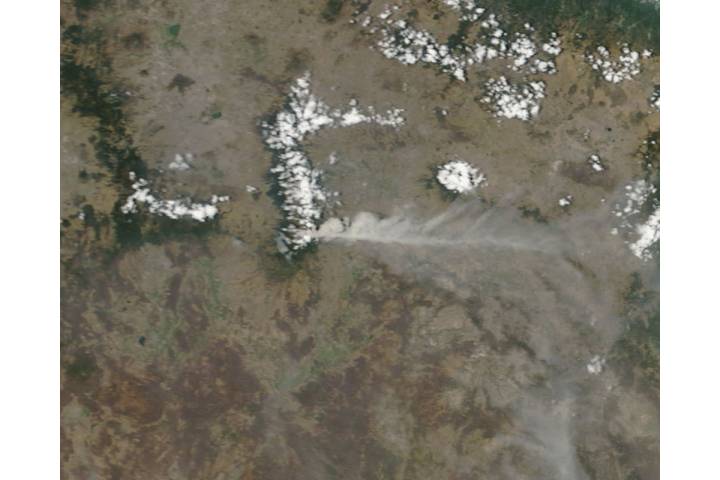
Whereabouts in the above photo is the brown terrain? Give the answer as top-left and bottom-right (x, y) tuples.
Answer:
(61, 1), (659, 479)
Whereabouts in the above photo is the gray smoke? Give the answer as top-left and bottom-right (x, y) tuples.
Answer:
(310, 199), (652, 479)
(314, 202), (567, 255)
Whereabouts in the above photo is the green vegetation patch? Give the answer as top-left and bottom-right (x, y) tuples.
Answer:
(484, 0), (659, 50)
(518, 205), (549, 224)
(163, 23), (186, 50)
(74, 0), (105, 14)
(610, 272), (659, 394)
(166, 23), (181, 40)
(321, 0), (345, 23)
(62, 24), (222, 251)
(195, 258), (232, 322)
(64, 352), (97, 381)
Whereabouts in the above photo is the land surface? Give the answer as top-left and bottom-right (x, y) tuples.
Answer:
(61, 1), (660, 479)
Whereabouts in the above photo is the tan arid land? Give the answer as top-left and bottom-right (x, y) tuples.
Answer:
(61, 1), (659, 479)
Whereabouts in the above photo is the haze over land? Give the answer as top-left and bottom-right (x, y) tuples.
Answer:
(61, 1), (660, 478)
